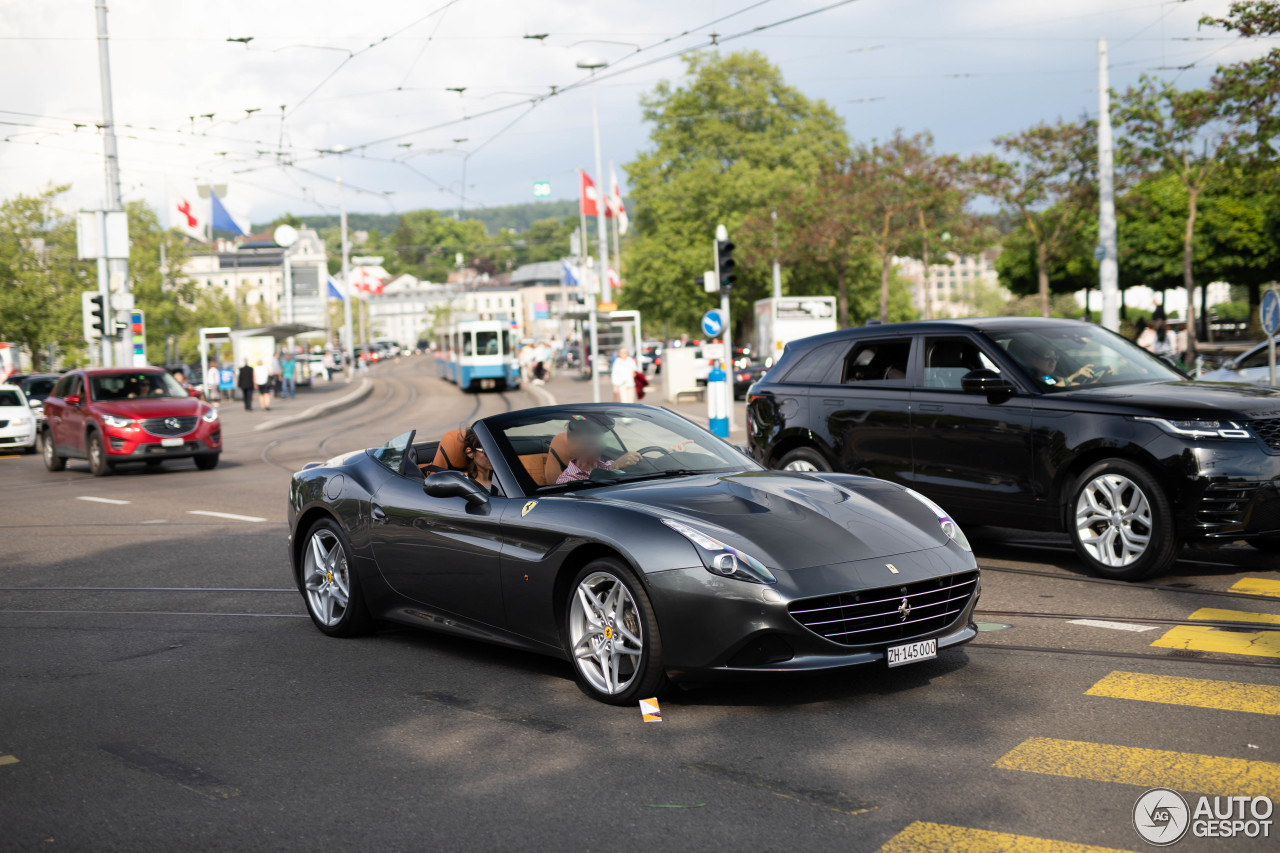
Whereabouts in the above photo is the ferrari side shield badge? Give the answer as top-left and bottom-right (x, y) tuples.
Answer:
(522, 500), (537, 517)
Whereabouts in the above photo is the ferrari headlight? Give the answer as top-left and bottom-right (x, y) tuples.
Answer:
(904, 488), (971, 552)
(101, 414), (133, 428)
(201, 407), (219, 423)
(661, 518), (776, 584)
(1132, 416), (1251, 439)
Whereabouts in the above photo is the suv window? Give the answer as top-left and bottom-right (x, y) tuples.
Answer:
(780, 341), (847, 385)
(1238, 346), (1270, 370)
(920, 338), (1002, 390)
(841, 340), (911, 385)
(64, 374), (83, 399)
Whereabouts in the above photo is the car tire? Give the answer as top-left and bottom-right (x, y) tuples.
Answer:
(42, 430), (65, 471)
(564, 557), (667, 706)
(194, 454), (219, 470)
(1068, 459), (1177, 581)
(300, 518), (374, 638)
(1247, 536), (1280, 553)
(86, 431), (112, 477)
(776, 446), (832, 473)
(23, 442), (36, 455)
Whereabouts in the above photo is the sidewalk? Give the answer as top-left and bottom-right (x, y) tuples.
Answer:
(213, 373), (372, 436)
(533, 371), (751, 444)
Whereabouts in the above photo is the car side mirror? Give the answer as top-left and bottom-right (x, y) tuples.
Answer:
(65, 394), (81, 406)
(423, 469), (489, 506)
(28, 399), (40, 408)
(961, 369), (1016, 398)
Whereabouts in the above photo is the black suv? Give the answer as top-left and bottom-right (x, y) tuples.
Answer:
(746, 317), (1280, 580)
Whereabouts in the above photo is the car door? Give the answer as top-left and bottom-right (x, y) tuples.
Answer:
(812, 336), (914, 481)
(908, 336), (1035, 522)
(60, 373), (88, 456)
(369, 471), (509, 629)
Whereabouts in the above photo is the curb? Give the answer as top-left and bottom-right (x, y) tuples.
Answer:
(522, 382), (557, 407)
(253, 379), (373, 433)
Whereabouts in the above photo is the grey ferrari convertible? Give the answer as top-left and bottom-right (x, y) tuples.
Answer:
(287, 404), (980, 704)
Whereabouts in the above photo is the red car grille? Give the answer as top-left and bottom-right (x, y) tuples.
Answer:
(140, 416), (198, 438)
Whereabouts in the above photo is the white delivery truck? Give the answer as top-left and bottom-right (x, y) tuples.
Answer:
(754, 296), (837, 364)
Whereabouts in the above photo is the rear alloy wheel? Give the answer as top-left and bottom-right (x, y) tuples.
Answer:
(565, 559), (666, 705)
(301, 519), (373, 637)
(777, 446), (831, 473)
(87, 431), (112, 477)
(42, 430), (65, 471)
(1069, 459), (1177, 581)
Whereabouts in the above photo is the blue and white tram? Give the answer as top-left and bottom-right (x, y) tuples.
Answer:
(434, 319), (521, 392)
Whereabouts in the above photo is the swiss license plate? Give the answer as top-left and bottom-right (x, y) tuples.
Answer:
(160, 438), (184, 447)
(886, 638), (937, 668)
(480, 379), (496, 390)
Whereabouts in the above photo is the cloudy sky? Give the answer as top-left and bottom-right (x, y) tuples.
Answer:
(0, 1), (1271, 226)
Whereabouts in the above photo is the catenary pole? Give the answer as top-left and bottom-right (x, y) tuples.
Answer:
(95, 0), (127, 365)
(1098, 38), (1120, 332)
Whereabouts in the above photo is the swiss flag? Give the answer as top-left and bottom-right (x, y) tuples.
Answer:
(167, 183), (207, 242)
(608, 167), (628, 235)
(352, 267), (385, 295)
(580, 170), (605, 218)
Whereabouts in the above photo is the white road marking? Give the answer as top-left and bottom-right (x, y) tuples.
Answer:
(186, 510), (266, 523)
(76, 496), (131, 505)
(1067, 618), (1159, 633)
(140, 519), (169, 525)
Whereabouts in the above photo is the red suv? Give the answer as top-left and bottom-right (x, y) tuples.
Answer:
(42, 367), (222, 475)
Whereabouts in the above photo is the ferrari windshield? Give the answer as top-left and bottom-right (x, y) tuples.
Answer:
(989, 324), (1184, 392)
(486, 405), (756, 492)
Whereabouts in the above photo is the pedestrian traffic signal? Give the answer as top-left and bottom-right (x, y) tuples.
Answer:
(716, 239), (735, 292)
(81, 291), (106, 341)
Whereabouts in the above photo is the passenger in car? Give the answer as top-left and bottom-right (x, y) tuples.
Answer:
(460, 428), (494, 491)
(555, 414), (641, 484)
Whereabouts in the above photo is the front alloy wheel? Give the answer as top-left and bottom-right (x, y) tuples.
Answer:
(565, 560), (665, 705)
(301, 520), (372, 636)
(1069, 460), (1176, 581)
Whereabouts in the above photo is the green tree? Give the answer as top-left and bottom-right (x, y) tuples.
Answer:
(0, 186), (90, 369)
(995, 206), (1096, 313)
(390, 209), (494, 281)
(971, 118), (1097, 318)
(1202, 1), (1280, 157)
(622, 50), (848, 336)
(1117, 77), (1246, 355)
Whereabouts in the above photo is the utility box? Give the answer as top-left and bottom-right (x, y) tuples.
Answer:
(662, 346), (702, 403)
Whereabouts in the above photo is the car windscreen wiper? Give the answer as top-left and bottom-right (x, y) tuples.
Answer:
(611, 468), (718, 485)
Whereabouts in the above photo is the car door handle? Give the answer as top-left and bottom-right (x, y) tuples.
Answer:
(919, 404), (944, 412)
(370, 505), (388, 523)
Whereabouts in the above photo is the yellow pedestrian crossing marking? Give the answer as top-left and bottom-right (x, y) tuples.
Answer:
(877, 821), (1137, 853)
(994, 737), (1280, 798)
(1230, 577), (1280, 598)
(0, 755), (18, 766)
(1149, 608), (1280, 659)
(1085, 671), (1280, 716)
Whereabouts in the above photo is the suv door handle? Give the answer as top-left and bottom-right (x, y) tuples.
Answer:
(370, 504), (388, 523)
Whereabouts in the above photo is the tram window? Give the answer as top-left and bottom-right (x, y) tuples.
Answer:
(462, 334), (475, 356)
(476, 331), (500, 355)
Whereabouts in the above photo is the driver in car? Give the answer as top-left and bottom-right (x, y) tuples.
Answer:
(1022, 343), (1111, 387)
(555, 414), (641, 483)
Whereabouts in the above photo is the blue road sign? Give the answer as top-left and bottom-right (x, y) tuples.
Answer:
(1264, 290), (1280, 336)
(701, 310), (724, 338)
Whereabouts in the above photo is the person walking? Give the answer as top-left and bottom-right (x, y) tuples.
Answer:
(254, 360), (272, 411)
(611, 347), (639, 403)
(270, 351), (284, 397)
(205, 361), (221, 405)
(219, 362), (235, 403)
(237, 361), (255, 411)
(281, 351), (296, 399)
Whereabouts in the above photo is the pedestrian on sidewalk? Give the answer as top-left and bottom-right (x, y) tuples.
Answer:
(205, 361), (221, 405)
(281, 351), (296, 399)
(611, 348), (639, 403)
(237, 361), (255, 411)
(254, 360), (272, 411)
(219, 363), (235, 403)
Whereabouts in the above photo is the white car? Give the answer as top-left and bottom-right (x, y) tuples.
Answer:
(1200, 340), (1279, 386)
(0, 383), (38, 454)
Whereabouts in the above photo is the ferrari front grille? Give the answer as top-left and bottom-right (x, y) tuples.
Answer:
(787, 570), (979, 647)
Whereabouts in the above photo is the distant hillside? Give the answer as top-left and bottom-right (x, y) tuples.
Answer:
(257, 200), (578, 236)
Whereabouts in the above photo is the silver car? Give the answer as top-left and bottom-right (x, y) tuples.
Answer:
(1200, 340), (1280, 386)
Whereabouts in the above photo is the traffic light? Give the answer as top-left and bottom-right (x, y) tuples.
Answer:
(716, 238), (735, 292)
(82, 291), (105, 341)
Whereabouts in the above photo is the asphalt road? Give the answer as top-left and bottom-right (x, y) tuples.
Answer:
(1, 355), (1278, 853)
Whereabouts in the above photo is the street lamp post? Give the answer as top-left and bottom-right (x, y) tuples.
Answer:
(577, 57), (609, 402)
(331, 151), (355, 379)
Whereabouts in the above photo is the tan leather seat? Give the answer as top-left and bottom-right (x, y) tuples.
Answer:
(432, 429), (468, 470)
(544, 432), (570, 484)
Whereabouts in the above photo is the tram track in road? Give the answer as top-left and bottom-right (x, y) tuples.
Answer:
(978, 563), (1279, 603)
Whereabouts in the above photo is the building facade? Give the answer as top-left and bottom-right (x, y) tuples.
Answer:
(895, 250), (1006, 319)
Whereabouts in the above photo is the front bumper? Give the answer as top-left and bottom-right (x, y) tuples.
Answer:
(0, 423), (37, 449)
(101, 425), (221, 460)
(646, 546), (980, 682)
(1165, 441), (1280, 540)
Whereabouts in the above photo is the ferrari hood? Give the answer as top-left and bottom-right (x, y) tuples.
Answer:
(575, 471), (953, 571)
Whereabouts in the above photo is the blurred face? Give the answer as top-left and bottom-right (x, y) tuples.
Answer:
(1029, 347), (1058, 376)
(617, 348), (629, 360)
(567, 429), (604, 462)
(467, 445), (492, 475)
